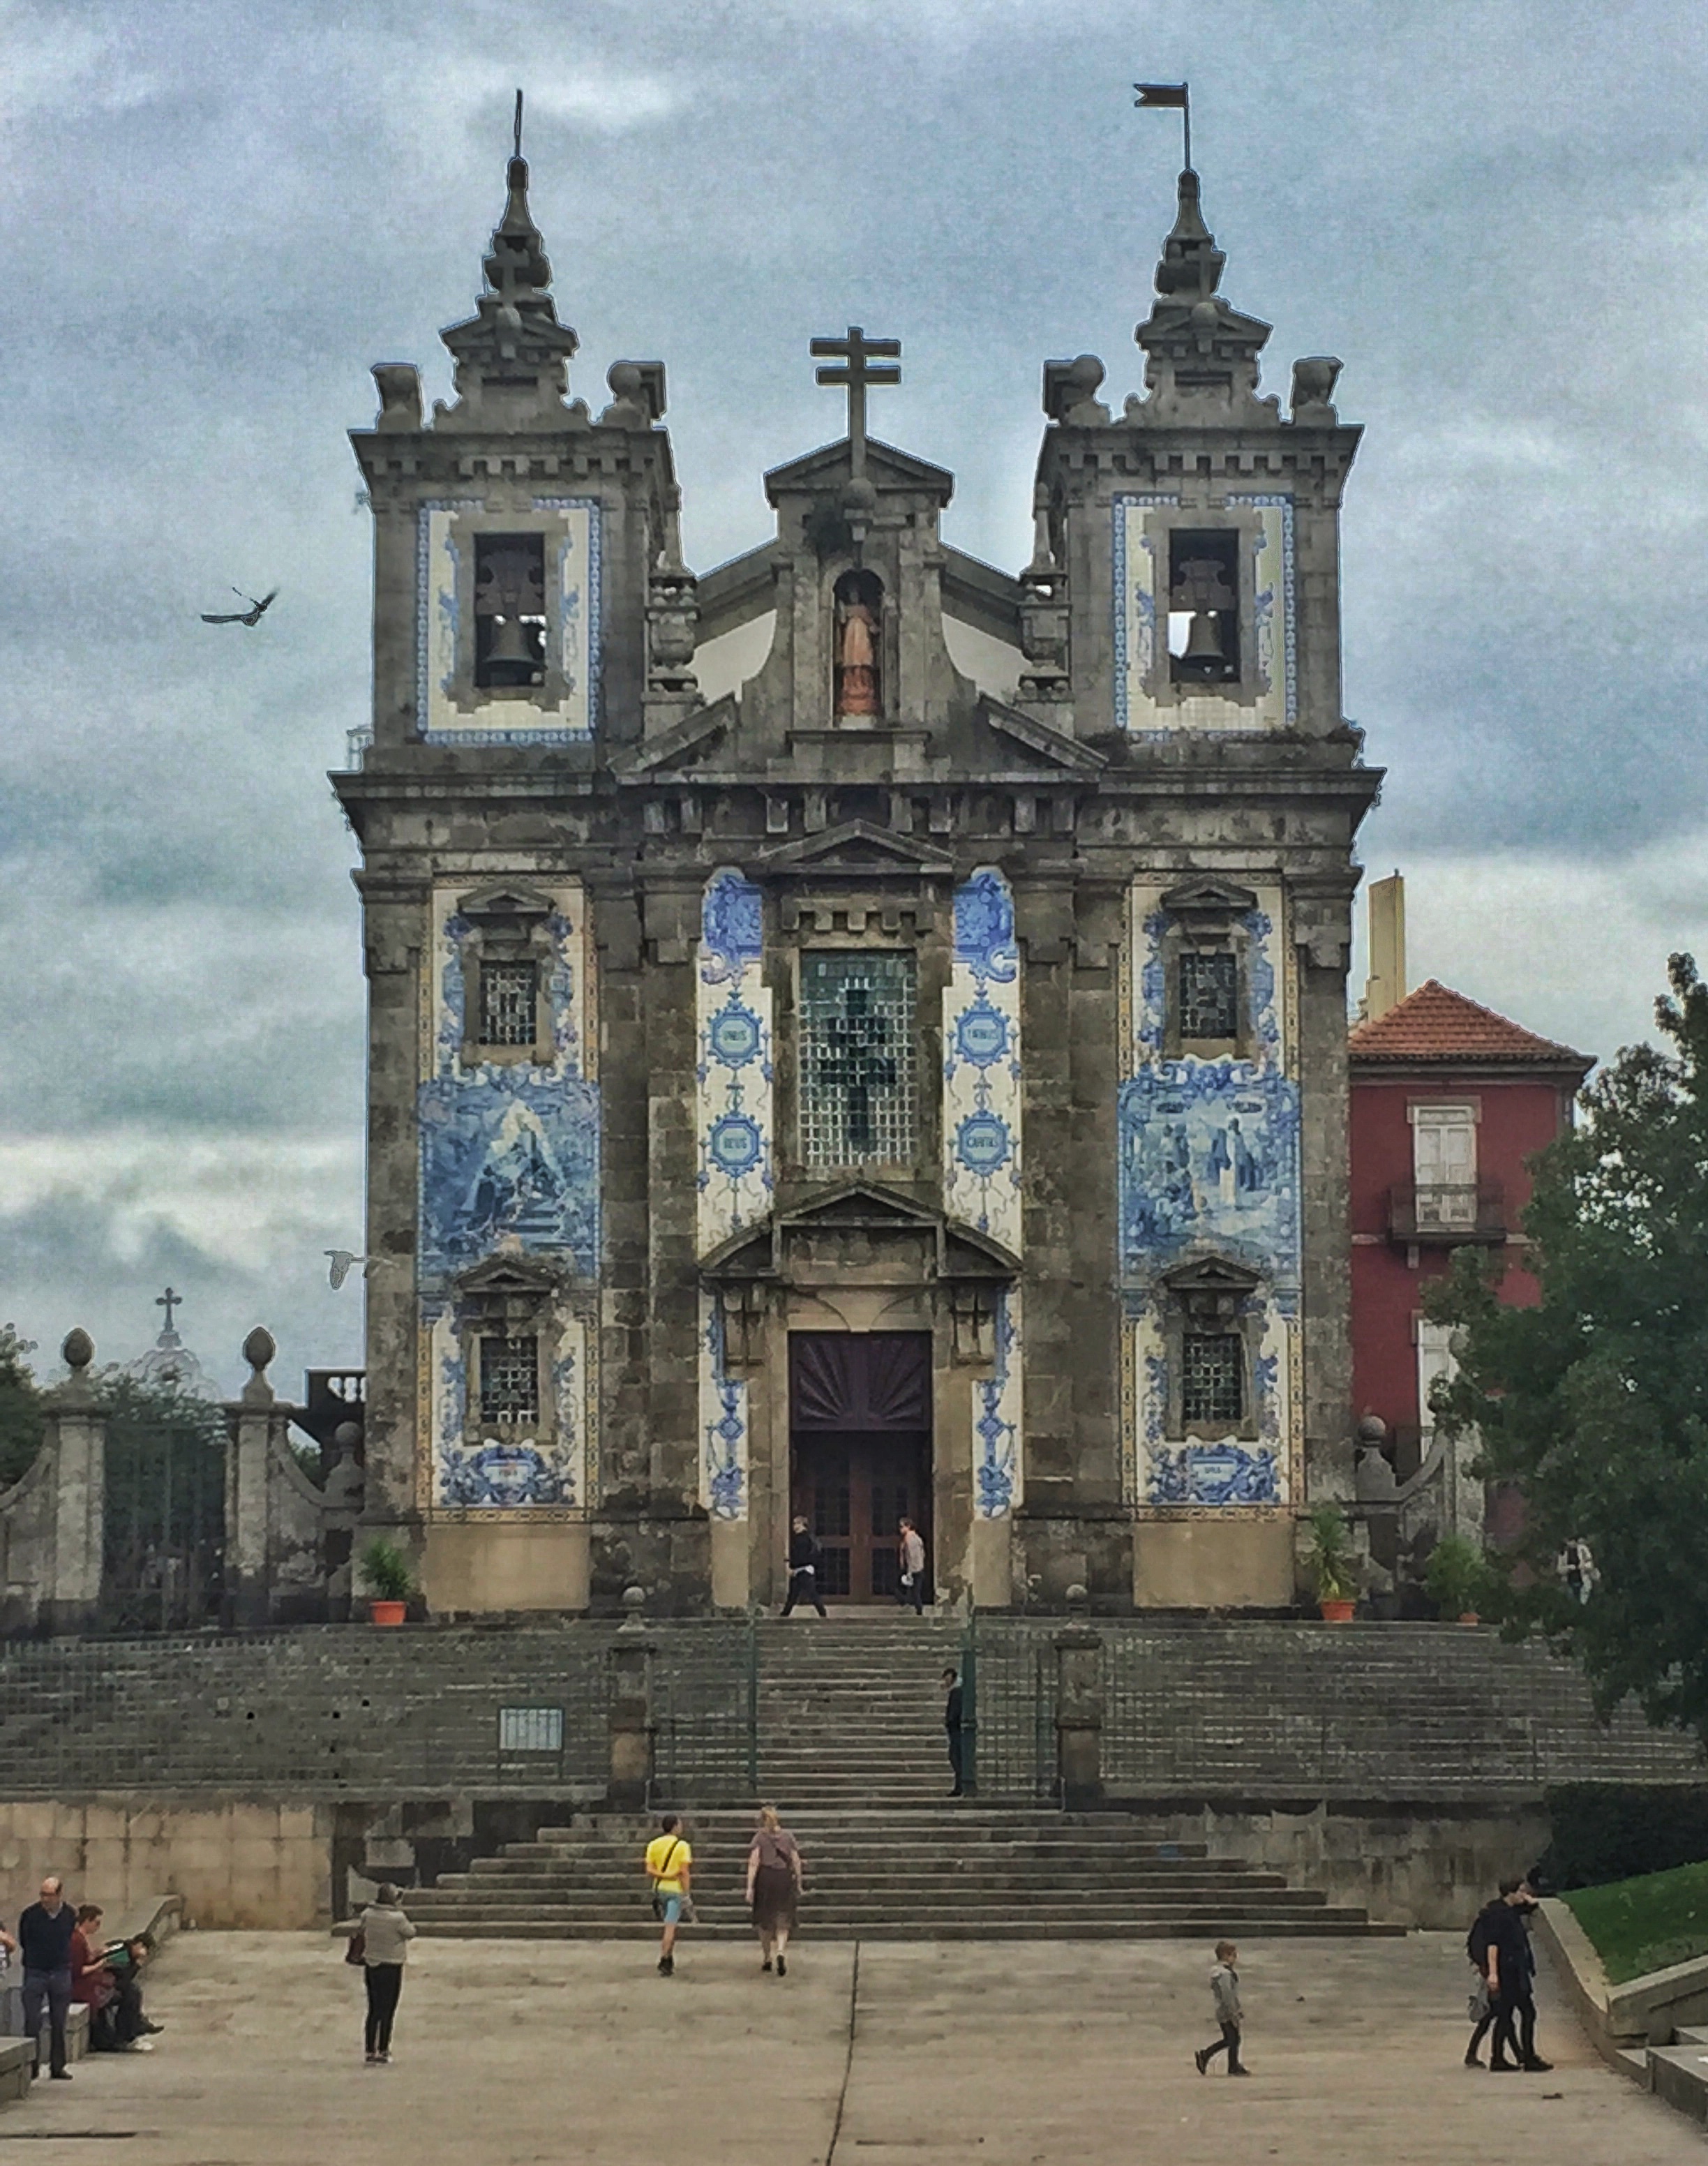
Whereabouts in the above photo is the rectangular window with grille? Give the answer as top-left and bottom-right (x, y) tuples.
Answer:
(1178, 950), (1239, 1041)
(479, 1335), (539, 1426)
(478, 960), (538, 1047)
(798, 951), (917, 1167)
(1182, 1331), (1244, 1426)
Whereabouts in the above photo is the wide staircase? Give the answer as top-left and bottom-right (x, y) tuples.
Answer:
(406, 1614), (1400, 1941)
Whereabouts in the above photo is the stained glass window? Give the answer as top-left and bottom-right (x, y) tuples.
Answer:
(1182, 1331), (1243, 1426)
(1178, 950), (1239, 1041)
(479, 1335), (539, 1425)
(479, 960), (537, 1047)
(799, 951), (916, 1167)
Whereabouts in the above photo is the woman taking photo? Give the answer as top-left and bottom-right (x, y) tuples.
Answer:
(745, 1805), (804, 1975)
(359, 1882), (417, 2063)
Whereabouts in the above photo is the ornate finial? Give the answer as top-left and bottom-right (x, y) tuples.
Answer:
(1154, 169), (1226, 300)
(436, 93), (581, 426)
(62, 1328), (93, 1373)
(243, 1326), (276, 1375)
(811, 326), (901, 478)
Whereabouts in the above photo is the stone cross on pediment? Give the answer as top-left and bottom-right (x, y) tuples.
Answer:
(811, 326), (900, 478)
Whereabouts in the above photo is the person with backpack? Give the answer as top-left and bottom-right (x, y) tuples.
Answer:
(1464, 1892), (1504, 2066)
(645, 1815), (693, 1977)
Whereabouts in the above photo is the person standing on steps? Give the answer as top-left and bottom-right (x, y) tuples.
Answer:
(781, 1516), (828, 1618)
(359, 1882), (416, 2065)
(897, 1517), (927, 1613)
(645, 1815), (692, 1976)
(745, 1806), (804, 1974)
(19, 1875), (77, 2082)
(943, 1666), (966, 1797)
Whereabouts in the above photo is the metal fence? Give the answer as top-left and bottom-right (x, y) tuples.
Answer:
(963, 1614), (1060, 1803)
(645, 1620), (757, 1807)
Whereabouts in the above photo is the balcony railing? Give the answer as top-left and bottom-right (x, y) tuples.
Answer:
(1386, 1179), (1506, 1246)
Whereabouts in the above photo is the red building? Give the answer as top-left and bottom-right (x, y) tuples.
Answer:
(1348, 976), (1591, 1486)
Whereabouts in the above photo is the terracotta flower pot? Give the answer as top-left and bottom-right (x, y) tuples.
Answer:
(1318, 1597), (1356, 1623)
(370, 1599), (407, 1627)
(1458, 1612), (1480, 1627)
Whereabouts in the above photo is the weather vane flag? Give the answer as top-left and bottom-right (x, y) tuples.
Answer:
(1135, 80), (1191, 170)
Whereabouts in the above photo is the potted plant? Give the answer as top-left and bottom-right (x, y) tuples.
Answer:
(1303, 1503), (1358, 1622)
(1425, 1534), (1490, 1624)
(360, 1537), (415, 1626)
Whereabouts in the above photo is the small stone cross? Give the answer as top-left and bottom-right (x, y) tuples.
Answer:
(811, 326), (901, 478)
(156, 1285), (182, 1334)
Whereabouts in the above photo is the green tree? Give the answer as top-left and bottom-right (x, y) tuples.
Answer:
(0, 1324), (45, 1490)
(1428, 953), (1708, 1742)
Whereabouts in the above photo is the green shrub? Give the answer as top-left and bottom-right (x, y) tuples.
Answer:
(1537, 1783), (1708, 1890)
(1424, 1534), (1491, 1619)
(1302, 1504), (1356, 1602)
(359, 1537), (415, 1603)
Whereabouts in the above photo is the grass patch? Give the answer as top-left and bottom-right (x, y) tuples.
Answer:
(1564, 1858), (1708, 1984)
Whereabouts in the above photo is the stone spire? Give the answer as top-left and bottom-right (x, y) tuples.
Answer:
(1130, 170), (1278, 427)
(436, 129), (585, 430)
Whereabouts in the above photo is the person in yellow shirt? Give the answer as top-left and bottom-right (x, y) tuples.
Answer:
(644, 1814), (693, 1975)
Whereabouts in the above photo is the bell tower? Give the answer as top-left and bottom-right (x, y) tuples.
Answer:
(337, 128), (687, 1610)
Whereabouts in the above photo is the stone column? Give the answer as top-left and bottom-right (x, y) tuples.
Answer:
(225, 1328), (279, 1628)
(43, 1329), (104, 1634)
(607, 1592), (654, 1808)
(1054, 1619), (1104, 1810)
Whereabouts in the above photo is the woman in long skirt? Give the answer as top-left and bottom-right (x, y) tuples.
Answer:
(745, 1805), (803, 1975)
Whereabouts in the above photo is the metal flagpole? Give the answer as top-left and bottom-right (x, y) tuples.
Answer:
(1134, 80), (1192, 172)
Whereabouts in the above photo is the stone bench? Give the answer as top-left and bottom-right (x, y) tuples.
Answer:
(0, 2037), (33, 2102)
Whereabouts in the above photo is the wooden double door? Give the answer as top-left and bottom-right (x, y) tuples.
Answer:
(789, 1332), (931, 1604)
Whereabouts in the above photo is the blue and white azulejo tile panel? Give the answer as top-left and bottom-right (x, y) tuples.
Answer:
(696, 870), (773, 1257)
(419, 881), (599, 1512)
(973, 1286), (1024, 1519)
(1111, 493), (1294, 735)
(943, 869), (1023, 1254)
(1121, 878), (1301, 1509)
(417, 498), (601, 745)
(427, 1306), (590, 1509)
(698, 1290), (749, 1521)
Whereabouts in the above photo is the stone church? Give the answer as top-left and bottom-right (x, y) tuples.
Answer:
(336, 142), (1378, 1618)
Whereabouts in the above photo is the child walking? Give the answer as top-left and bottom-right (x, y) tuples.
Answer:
(1194, 1940), (1249, 2076)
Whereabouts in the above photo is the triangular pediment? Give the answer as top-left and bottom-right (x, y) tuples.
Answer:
(979, 696), (1107, 775)
(758, 821), (955, 876)
(612, 694), (737, 777)
(1160, 874), (1259, 919)
(454, 1252), (566, 1295)
(699, 1183), (1020, 1281)
(459, 881), (555, 921)
(764, 435), (954, 505)
(1160, 1253), (1263, 1296)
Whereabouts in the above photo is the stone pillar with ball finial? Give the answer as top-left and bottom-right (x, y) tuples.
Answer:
(225, 1327), (280, 1627)
(43, 1329), (106, 1634)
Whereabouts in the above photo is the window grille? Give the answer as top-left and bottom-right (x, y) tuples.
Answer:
(497, 1705), (563, 1754)
(479, 1336), (539, 1426)
(799, 952), (916, 1167)
(1178, 950), (1239, 1040)
(479, 961), (537, 1047)
(1182, 1332), (1244, 1426)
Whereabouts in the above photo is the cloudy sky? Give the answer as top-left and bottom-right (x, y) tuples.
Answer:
(1, 0), (1704, 1394)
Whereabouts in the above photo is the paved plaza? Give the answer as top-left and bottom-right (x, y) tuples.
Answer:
(6, 1930), (1698, 2164)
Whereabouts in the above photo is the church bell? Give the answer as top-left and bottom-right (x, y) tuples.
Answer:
(1181, 609), (1226, 667)
(482, 610), (545, 687)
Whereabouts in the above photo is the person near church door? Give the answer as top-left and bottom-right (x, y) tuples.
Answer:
(897, 1518), (927, 1613)
(745, 1807), (804, 1973)
(781, 1517), (828, 1618)
(943, 1666), (965, 1796)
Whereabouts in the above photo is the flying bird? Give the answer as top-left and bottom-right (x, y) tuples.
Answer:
(325, 1250), (373, 1290)
(202, 586), (279, 627)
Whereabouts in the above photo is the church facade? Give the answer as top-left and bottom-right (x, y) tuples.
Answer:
(336, 148), (1379, 1616)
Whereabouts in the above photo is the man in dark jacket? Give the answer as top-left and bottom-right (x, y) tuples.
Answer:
(943, 1666), (966, 1797)
(781, 1516), (828, 1618)
(1483, 1878), (1552, 2072)
(19, 1876), (77, 2079)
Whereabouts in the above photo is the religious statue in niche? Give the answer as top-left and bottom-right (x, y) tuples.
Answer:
(833, 568), (883, 717)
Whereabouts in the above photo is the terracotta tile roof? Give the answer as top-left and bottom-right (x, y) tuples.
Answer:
(1349, 979), (1591, 1068)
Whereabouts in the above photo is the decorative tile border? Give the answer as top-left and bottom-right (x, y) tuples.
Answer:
(696, 870), (774, 1256)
